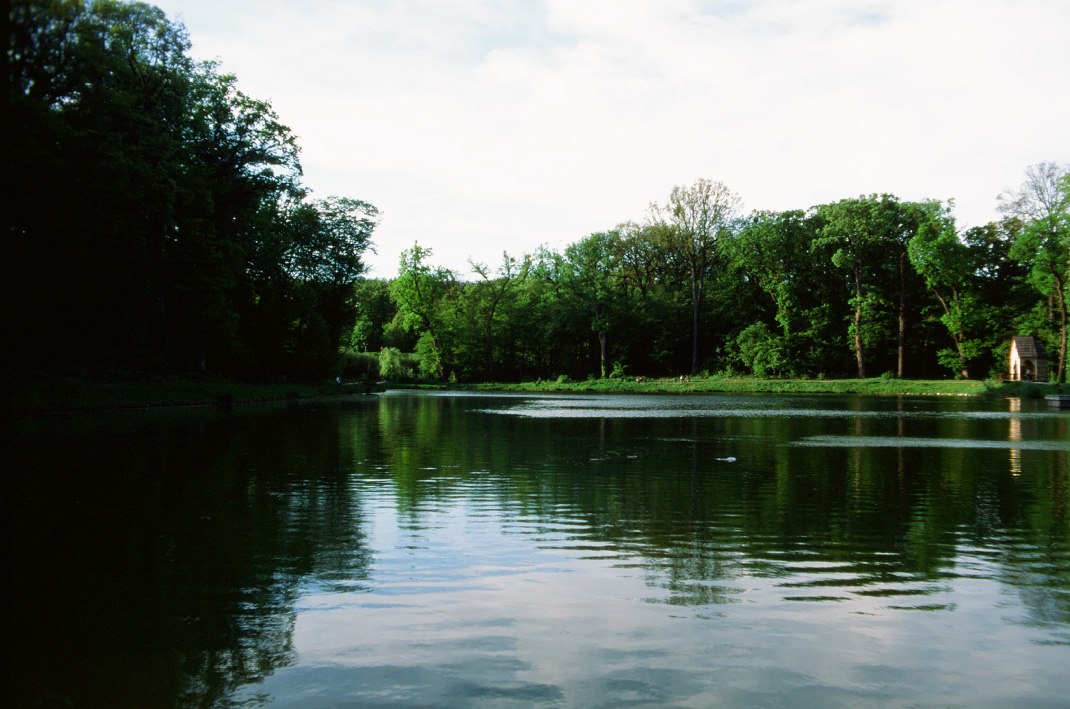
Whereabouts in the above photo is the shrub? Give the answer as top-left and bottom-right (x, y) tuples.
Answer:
(735, 322), (787, 378)
(340, 351), (379, 380)
(414, 332), (442, 379)
(378, 347), (406, 380)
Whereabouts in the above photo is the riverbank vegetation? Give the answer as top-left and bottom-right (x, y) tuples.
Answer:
(11, 373), (1067, 415)
(425, 376), (1068, 398)
(9, 1), (377, 383)
(358, 169), (1068, 386)
(471, 376), (993, 397)
(9, 373), (358, 413)
(9, 2), (1069, 393)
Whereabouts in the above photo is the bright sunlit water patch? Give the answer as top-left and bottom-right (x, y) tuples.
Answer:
(473, 392), (1070, 422)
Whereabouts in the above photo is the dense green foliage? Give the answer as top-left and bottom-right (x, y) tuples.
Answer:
(7, 0), (377, 381)
(10, 2), (1066, 386)
(360, 174), (1068, 384)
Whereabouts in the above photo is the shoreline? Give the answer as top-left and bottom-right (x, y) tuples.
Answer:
(9, 375), (370, 415)
(11, 375), (1067, 415)
(388, 376), (1066, 400)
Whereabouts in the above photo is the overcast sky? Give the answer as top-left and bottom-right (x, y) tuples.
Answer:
(151, 0), (1069, 278)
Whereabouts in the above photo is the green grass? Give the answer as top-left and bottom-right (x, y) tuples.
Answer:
(458, 376), (1069, 398)
(12, 373), (1067, 413)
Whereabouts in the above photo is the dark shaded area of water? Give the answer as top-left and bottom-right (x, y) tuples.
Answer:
(6, 392), (1069, 707)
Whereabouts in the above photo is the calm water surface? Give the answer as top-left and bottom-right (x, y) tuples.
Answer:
(7, 391), (1070, 707)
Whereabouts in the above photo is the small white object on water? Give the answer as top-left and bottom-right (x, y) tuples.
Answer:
(715, 456), (737, 462)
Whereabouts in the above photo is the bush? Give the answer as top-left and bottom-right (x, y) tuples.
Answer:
(735, 322), (787, 378)
(414, 332), (442, 379)
(401, 352), (421, 378)
(378, 347), (406, 380)
(340, 351), (379, 380)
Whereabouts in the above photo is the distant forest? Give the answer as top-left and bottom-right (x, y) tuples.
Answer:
(8, 1), (1069, 384)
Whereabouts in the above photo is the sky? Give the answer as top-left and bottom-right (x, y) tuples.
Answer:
(150, 0), (1070, 278)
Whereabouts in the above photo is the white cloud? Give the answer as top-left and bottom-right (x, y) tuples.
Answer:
(153, 0), (1070, 276)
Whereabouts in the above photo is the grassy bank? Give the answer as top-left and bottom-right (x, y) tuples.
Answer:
(12, 373), (1067, 413)
(10, 374), (361, 414)
(458, 376), (1070, 399)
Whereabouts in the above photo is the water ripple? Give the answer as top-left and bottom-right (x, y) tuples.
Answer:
(791, 435), (1070, 450)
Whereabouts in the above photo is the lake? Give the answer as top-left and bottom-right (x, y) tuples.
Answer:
(7, 391), (1069, 708)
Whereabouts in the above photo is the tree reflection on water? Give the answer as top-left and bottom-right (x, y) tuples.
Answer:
(8, 393), (1068, 707)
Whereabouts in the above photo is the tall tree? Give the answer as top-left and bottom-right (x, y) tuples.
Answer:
(611, 221), (685, 375)
(469, 252), (530, 380)
(907, 201), (987, 377)
(888, 199), (931, 378)
(9, 0), (198, 369)
(389, 244), (454, 379)
(7, 1), (375, 379)
(725, 210), (810, 338)
(649, 179), (742, 375)
(349, 279), (396, 353)
(999, 162), (1070, 382)
(552, 233), (624, 379)
(959, 218), (1033, 376)
(815, 196), (889, 378)
(274, 196), (378, 377)
(724, 210), (811, 376)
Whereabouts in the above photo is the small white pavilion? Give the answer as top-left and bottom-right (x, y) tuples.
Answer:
(1008, 336), (1050, 382)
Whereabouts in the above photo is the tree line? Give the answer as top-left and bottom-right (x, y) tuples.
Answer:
(356, 168), (1068, 384)
(7, 0), (377, 381)
(8, 2), (1067, 385)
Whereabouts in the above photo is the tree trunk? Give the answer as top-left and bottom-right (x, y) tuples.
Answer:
(932, 289), (970, 378)
(853, 267), (866, 379)
(598, 331), (607, 379)
(691, 271), (702, 375)
(854, 306), (866, 378)
(434, 339), (445, 381)
(956, 335), (970, 379)
(484, 319), (494, 379)
(1054, 277), (1068, 382)
(897, 252), (907, 378)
